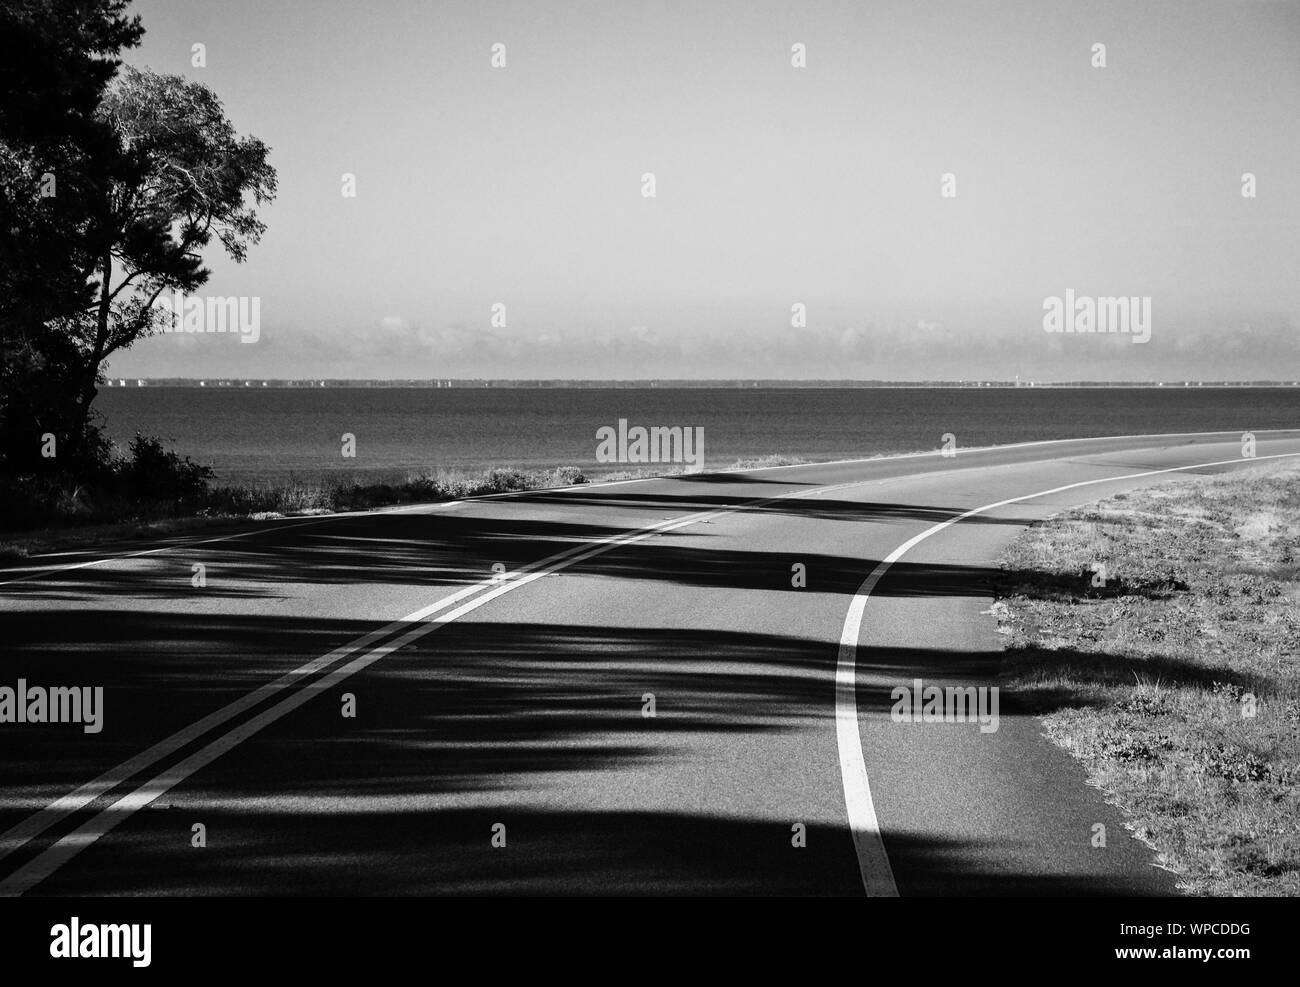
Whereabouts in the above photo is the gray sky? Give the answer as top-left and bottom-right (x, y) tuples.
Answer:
(109, 0), (1300, 381)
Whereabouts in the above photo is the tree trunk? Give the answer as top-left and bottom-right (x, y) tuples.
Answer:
(69, 249), (112, 463)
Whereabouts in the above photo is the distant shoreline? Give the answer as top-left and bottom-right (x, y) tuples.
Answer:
(93, 385), (1300, 485)
(103, 378), (1300, 389)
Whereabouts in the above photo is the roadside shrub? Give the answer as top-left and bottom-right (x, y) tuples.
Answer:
(2, 454), (592, 534)
(120, 433), (214, 504)
(553, 466), (587, 486)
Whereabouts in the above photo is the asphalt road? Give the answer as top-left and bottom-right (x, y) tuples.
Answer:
(2, 430), (1297, 896)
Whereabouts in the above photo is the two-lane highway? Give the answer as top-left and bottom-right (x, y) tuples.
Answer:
(2, 431), (1297, 895)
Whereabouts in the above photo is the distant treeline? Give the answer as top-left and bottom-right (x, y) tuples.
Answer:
(107, 379), (1300, 389)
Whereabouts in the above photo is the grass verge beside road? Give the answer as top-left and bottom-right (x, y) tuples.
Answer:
(0, 465), (586, 559)
(0, 455), (813, 559)
(993, 461), (1300, 895)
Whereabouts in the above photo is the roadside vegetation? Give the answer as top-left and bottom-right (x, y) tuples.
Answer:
(0, 437), (820, 559)
(0, 439), (588, 558)
(993, 460), (1300, 895)
(1, 1), (278, 554)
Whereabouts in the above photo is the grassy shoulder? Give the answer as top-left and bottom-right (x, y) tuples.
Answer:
(0, 449), (813, 560)
(0, 463), (589, 559)
(993, 461), (1300, 896)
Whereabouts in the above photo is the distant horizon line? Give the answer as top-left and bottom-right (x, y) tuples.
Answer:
(102, 378), (1300, 389)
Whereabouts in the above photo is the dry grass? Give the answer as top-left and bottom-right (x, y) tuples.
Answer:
(0, 455), (812, 558)
(0, 465), (589, 559)
(994, 461), (1300, 895)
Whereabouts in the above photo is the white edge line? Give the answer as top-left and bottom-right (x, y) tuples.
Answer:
(4, 449), (1295, 894)
(835, 450), (1300, 897)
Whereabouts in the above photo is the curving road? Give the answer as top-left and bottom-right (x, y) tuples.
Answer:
(2, 430), (1297, 896)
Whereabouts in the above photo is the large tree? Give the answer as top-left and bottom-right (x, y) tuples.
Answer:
(1, 8), (275, 475)
(0, 0), (144, 473)
(67, 66), (277, 444)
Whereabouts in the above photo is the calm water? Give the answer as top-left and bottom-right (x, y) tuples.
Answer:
(94, 387), (1300, 484)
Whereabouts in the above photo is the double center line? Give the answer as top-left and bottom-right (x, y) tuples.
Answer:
(5, 448), (1290, 896)
(0, 476), (872, 896)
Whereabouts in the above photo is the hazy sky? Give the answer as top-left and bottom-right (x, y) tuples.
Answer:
(109, 0), (1300, 381)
